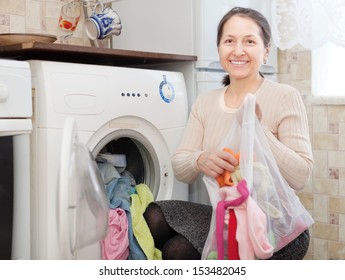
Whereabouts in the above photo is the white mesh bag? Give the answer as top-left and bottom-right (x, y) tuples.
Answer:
(201, 94), (314, 260)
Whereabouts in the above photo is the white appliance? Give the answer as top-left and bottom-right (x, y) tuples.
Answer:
(111, 0), (194, 56)
(0, 59), (31, 259)
(111, 0), (277, 204)
(29, 60), (189, 259)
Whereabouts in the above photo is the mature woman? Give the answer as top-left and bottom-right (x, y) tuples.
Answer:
(144, 7), (313, 260)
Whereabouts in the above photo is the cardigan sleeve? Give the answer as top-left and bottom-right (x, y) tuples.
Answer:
(171, 100), (204, 184)
(262, 87), (313, 191)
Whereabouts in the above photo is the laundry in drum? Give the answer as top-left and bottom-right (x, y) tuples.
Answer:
(98, 153), (127, 173)
(96, 152), (136, 187)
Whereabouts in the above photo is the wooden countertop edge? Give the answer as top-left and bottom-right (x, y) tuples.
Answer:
(0, 41), (198, 63)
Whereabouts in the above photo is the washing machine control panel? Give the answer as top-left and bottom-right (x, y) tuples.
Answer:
(119, 74), (176, 104)
(159, 75), (175, 103)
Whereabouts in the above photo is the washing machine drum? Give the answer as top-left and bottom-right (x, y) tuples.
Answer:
(90, 122), (175, 201)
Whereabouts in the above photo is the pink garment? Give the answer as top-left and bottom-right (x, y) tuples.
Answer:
(276, 218), (308, 250)
(216, 180), (249, 260)
(101, 208), (129, 260)
(218, 180), (274, 260)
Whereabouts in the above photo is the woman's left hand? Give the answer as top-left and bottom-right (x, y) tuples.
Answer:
(196, 149), (239, 178)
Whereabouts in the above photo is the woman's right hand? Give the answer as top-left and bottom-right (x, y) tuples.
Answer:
(196, 149), (239, 178)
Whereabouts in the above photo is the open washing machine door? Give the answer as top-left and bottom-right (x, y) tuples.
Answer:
(57, 116), (108, 259)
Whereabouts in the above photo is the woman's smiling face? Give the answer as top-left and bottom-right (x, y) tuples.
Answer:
(218, 15), (270, 81)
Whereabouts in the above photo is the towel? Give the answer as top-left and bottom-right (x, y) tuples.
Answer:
(130, 184), (162, 260)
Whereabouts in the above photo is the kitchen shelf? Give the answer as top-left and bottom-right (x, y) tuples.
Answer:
(0, 42), (197, 66)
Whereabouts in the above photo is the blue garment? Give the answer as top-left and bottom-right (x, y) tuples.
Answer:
(97, 161), (121, 184)
(105, 177), (146, 260)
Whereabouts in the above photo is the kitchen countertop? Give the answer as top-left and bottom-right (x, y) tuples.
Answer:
(0, 42), (197, 66)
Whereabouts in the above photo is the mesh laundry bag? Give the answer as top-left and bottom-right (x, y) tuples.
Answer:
(201, 94), (314, 260)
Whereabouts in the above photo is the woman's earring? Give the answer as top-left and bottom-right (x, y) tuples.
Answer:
(263, 58), (267, 64)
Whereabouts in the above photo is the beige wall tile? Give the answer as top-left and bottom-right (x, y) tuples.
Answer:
(0, 0), (91, 44)
(45, 1), (63, 35)
(329, 241), (345, 259)
(339, 169), (345, 197)
(296, 51), (311, 80)
(304, 237), (313, 259)
(307, 236), (313, 254)
(339, 123), (345, 151)
(313, 194), (328, 223)
(313, 106), (328, 133)
(313, 223), (338, 241)
(329, 168), (339, 180)
(73, 21), (84, 38)
(10, 14), (25, 32)
(329, 212), (339, 225)
(313, 238), (328, 260)
(69, 36), (84, 46)
(298, 192), (313, 210)
(289, 63), (298, 80)
(0, 25), (9, 33)
(45, 18), (59, 35)
(329, 106), (345, 123)
(339, 214), (345, 242)
(313, 134), (338, 150)
(0, 1), (10, 13)
(328, 151), (345, 169)
(45, 1), (60, 19)
(11, 0), (25, 15)
(277, 73), (290, 84)
(0, 14), (10, 26)
(329, 197), (345, 213)
(288, 50), (298, 62)
(302, 177), (313, 193)
(313, 178), (339, 196)
(0, 0), (25, 14)
(329, 123), (339, 134)
(26, 0), (41, 30)
(313, 150), (328, 179)
(298, 78), (312, 94)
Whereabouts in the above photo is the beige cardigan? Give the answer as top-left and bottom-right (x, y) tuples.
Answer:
(172, 79), (313, 191)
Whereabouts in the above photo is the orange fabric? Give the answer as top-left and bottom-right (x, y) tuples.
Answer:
(216, 148), (240, 187)
(217, 148), (241, 259)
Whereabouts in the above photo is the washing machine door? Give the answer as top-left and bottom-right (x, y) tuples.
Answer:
(57, 116), (108, 259)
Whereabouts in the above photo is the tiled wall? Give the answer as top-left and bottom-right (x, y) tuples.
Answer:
(279, 45), (345, 260)
(0, 0), (107, 46)
(2, 0), (344, 260)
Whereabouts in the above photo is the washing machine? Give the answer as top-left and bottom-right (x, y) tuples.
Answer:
(29, 60), (189, 259)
